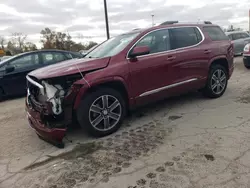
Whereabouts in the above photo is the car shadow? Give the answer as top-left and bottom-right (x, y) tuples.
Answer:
(0, 94), (26, 102)
(65, 91), (207, 144)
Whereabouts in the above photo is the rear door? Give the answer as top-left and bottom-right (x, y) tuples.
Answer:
(1, 53), (40, 95)
(203, 26), (232, 63)
(168, 26), (209, 90)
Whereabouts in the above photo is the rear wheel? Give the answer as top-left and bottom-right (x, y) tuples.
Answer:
(77, 88), (126, 137)
(202, 64), (228, 98)
(0, 88), (4, 102)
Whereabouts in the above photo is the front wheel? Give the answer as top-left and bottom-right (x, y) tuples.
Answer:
(202, 65), (228, 98)
(77, 88), (126, 137)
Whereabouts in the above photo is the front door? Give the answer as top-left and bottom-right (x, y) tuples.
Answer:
(1, 53), (40, 95)
(128, 29), (179, 105)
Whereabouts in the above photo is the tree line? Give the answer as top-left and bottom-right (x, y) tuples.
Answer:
(0, 28), (98, 55)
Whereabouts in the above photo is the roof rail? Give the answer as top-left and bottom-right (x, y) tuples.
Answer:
(204, 21), (212, 24)
(160, 21), (179, 25)
(160, 20), (212, 26)
(132, 28), (141, 31)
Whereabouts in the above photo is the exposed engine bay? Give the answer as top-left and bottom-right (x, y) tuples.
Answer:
(27, 74), (83, 127)
(42, 81), (65, 115)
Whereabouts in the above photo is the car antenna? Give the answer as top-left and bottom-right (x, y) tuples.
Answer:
(74, 63), (90, 87)
(74, 64), (84, 78)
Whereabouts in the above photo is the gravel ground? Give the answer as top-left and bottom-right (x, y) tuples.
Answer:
(1, 57), (250, 188)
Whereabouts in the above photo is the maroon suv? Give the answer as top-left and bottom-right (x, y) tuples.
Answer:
(26, 22), (234, 147)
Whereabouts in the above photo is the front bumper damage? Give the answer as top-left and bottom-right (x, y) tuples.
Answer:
(26, 76), (82, 148)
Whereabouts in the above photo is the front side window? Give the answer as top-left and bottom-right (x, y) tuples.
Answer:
(170, 27), (202, 49)
(134, 29), (171, 54)
(8, 54), (39, 71)
(241, 33), (250, 38)
(203, 26), (229, 41)
(86, 32), (140, 59)
(42, 52), (66, 65)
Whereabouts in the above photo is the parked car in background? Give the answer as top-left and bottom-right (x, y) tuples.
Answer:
(243, 43), (250, 68)
(226, 31), (250, 55)
(79, 45), (98, 57)
(26, 21), (234, 147)
(79, 50), (88, 55)
(0, 49), (83, 99)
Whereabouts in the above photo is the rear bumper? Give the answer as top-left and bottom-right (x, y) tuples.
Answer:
(243, 56), (250, 67)
(26, 100), (67, 147)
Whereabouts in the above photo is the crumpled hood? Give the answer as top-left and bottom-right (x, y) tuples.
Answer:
(28, 57), (110, 79)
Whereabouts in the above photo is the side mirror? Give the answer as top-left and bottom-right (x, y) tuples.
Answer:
(5, 66), (15, 73)
(129, 46), (150, 58)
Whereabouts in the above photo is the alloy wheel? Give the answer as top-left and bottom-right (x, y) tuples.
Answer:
(89, 95), (122, 131)
(210, 69), (227, 95)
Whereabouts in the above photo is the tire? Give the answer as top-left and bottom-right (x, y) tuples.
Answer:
(244, 64), (250, 69)
(0, 88), (4, 102)
(202, 64), (228, 98)
(77, 87), (126, 137)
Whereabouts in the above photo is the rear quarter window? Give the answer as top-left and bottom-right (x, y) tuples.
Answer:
(203, 26), (229, 41)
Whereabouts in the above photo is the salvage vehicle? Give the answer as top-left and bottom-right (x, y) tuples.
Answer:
(0, 50), (83, 99)
(243, 43), (250, 68)
(26, 21), (234, 147)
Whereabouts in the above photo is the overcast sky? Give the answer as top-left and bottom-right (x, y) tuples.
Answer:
(0, 0), (249, 46)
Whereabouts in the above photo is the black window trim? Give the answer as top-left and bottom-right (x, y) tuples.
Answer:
(126, 26), (205, 59)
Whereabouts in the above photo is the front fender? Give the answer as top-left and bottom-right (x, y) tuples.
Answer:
(73, 76), (131, 110)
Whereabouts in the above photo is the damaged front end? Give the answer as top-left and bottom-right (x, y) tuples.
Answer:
(26, 74), (83, 147)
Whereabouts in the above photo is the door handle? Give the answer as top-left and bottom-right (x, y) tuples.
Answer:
(167, 56), (176, 61)
(204, 49), (211, 54)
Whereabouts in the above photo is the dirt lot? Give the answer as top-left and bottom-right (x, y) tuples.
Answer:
(1, 57), (250, 188)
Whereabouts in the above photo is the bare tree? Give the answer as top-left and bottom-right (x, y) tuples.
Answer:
(0, 36), (5, 50)
(11, 32), (27, 50)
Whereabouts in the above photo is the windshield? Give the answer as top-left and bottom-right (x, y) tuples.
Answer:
(85, 32), (140, 59)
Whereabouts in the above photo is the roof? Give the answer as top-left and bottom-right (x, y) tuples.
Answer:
(15, 49), (79, 56)
(122, 22), (218, 36)
(225, 31), (249, 35)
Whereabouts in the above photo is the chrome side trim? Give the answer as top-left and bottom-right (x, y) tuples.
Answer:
(127, 26), (205, 59)
(139, 78), (198, 97)
(26, 75), (45, 95)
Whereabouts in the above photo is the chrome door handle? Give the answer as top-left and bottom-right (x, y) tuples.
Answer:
(167, 56), (176, 61)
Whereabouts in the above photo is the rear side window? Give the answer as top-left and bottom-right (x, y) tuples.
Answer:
(170, 27), (202, 49)
(41, 52), (66, 65)
(203, 26), (229, 41)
